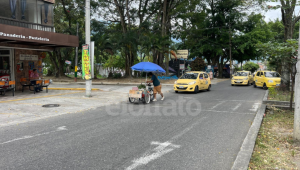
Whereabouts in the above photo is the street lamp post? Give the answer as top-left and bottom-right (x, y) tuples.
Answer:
(85, 0), (92, 97)
(294, 25), (300, 140)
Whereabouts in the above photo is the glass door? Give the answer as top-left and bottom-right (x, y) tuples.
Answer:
(0, 49), (12, 87)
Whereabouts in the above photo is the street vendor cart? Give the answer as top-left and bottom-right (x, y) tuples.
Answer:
(128, 62), (166, 104)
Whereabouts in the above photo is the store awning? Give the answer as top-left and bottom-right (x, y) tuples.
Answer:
(0, 24), (78, 50)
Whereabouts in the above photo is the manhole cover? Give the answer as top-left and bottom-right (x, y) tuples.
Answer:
(42, 104), (60, 107)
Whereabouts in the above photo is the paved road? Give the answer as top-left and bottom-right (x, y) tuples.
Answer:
(0, 80), (266, 170)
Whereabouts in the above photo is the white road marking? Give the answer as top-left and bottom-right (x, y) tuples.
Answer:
(0, 126), (67, 145)
(250, 103), (260, 112)
(232, 103), (242, 111)
(203, 110), (255, 115)
(125, 117), (207, 170)
(126, 141), (180, 170)
(210, 101), (226, 110)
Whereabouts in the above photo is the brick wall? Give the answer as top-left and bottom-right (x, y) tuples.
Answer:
(14, 49), (43, 91)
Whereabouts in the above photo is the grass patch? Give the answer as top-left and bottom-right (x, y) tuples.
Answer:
(249, 109), (300, 169)
(268, 87), (293, 101)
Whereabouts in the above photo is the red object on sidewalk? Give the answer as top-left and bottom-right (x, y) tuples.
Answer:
(0, 74), (9, 88)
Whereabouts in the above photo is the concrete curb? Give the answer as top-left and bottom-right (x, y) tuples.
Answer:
(231, 91), (268, 170)
(262, 89), (295, 107)
(48, 88), (100, 91)
(263, 90), (268, 101)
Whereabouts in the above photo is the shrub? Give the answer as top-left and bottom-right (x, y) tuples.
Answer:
(268, 87), (276, 98)
(113, 73), (122, 78)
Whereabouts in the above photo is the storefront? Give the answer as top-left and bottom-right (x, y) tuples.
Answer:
(0, 0), (78, 91)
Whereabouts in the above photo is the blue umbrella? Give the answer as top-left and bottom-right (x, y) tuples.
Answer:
(131, 62), (166, 73)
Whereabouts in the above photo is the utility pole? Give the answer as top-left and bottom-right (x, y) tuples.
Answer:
(294, 25), (300, 140)
(229, 22), (232, 79)
(85, 0), (92, 97)
(75, 22), (78, 82)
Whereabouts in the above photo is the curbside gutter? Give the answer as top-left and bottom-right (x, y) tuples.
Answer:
(263, 90), (269, 101)
(231, 90), (268, 170)
(231, 104), (266, 170)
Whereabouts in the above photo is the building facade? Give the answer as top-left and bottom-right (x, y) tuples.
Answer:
(0, 0), (78, 91)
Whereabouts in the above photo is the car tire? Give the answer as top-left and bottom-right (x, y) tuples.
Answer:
(231, 84), (234, 86)
(263, 83), (268, 90)
(253, 82), (257, 88)
(194, 86), (198, 94)
(175, 91), (178, 93)
(207, 85), (211, 91)
(247, 81), (250, 86)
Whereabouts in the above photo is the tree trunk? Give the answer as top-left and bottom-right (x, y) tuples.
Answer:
(48, 51), (59, 77)
(240, 61), (243, 70)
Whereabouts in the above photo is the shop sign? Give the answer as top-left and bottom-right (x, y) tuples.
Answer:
(82, 44), (91, 80)
(208, 65), (211, 69)
(20, 54), (38, 61)
(0, 32), (50, 42)
(172, 50), (188, 59)
(65, 60), (71, 65)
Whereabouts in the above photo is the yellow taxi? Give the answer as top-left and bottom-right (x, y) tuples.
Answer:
(253, 71), (281, 89)
(174, 71), (211, 93)
(231, 71), (254, 86)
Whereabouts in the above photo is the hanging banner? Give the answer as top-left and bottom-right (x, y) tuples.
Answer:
(82, 44), (91, 80)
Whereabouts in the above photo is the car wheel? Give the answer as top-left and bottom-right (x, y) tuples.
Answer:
(207, 85), (211, 91)
(194, 86), (198, 94)
(175, 91), (178, 93)
(247, 81), (250, 86)
(231, 84), (234, 86)
(263, 83), (268, 90)
(253, 82), (257, 88)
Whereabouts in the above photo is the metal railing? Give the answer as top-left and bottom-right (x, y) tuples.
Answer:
(0, 16), (55, 32)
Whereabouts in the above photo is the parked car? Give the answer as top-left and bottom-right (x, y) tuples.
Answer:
(253, 71), (281, 89)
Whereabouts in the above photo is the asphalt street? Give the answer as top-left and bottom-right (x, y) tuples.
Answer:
(0, 80), (266, 170)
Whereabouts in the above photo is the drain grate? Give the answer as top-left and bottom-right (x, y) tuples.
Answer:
(42, 104), (60, 107)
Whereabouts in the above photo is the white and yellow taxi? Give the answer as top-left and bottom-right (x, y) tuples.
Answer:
(174, 71), (211, 93)
(253, 71), (281, 89)
(231, 71), (254, 86)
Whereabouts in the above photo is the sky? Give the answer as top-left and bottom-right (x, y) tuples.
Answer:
(264, 2), (300, 22)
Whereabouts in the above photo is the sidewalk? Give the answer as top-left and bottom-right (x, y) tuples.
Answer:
(0, 85), (173, 127)
(0, 90), (128, 127)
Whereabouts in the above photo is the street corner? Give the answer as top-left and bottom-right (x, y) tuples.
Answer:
(0, 89), (130, 127)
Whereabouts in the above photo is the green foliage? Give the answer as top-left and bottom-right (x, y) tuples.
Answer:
(104, 55), (125, 70)
(243, 62), (260, 73)
(113, 73), (122, 79)
(138, 84), (146, 89)
(256, 39), (298, 71)
(190, 57), (206, 71)
(268, 87), (276, 98)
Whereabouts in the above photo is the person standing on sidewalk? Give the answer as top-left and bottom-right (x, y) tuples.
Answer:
(147, 72), (164, 101)
(209, 70), (213, 79)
